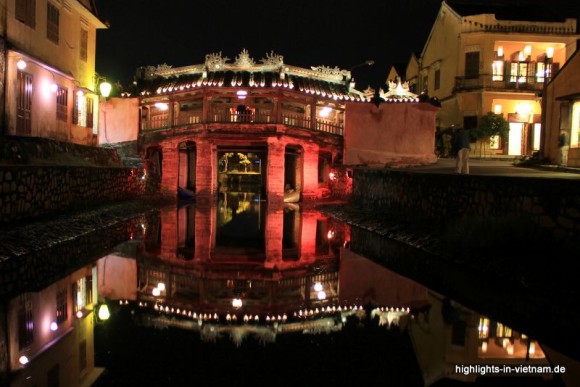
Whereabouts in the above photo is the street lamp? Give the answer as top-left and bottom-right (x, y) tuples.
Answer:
(346, 59), (375, 87)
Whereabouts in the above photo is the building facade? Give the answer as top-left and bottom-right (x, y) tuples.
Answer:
(544, 49), (580, 167)
(0, 0), (107, 145)
(412, 1), (578, 158)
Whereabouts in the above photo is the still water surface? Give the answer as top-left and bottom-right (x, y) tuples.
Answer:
(3, 191), (569, 386)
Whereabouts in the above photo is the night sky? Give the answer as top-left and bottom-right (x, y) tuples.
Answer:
(94, 0), (580, 92)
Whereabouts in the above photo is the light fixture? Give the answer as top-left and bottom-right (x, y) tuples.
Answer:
(17, 59), (27, 70)
(317, 291), (327, 300)
(97, 304), (111, 321)
(157, 282), (166, 291)
(497, 46), (504, 57)
(50, 322), (58, 331)
(76, 310), (84, 319)
(493, 104), (502, 114)
(99, 81), (112, 98)
(481, 341), (488, 353)
(236, 90), (247, 99)
(232, 298), (242, 309)
(152, 287), (161, 296)
(327, 230), (335, 240)
(319, 106), (332, 118)
(524, 45), (532, 57)
(19, 356), (29, 365)
(153, 102), (168, 111)
(546, 47), (554, 59)
(314, 282), (323, 292)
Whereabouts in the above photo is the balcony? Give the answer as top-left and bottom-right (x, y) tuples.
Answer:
(141, 110), (344, 136)
(455, 74), (548, 93)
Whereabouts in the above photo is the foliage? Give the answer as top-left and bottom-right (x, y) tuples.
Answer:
(471, 112), (509, 141)
(219, 152), (234, 172)
(237, 153), (251, 172)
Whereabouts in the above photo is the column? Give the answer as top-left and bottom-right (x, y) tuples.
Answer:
(160, 145), (178, 196)
(266, 138), (285, 204)
(195, 140), (216, 205)
(302, 143), (319, 200)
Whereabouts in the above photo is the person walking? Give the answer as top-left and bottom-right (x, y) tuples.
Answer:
(452, 126), (471, 174)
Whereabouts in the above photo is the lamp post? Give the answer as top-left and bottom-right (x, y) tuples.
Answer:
(346, 59), (375, 87)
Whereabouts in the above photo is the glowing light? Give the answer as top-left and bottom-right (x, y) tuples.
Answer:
(97, 304), (110, 321)
(317, 291), (327, 300)
(327, 230), (335, 240)
(329, 172), (336, 180)
(99, 81), (112, 98)
(76, 90), (84, 97)
(50, 83), (58, 93)
(152, 287), (161, 296)
(17, 59), (27, 70)
(236, 90), (247, 99)
(50, 322), (58, 331)
(76, 310), (84, 318)
(497, 46), (504, 57)
(319, 106), (332, 118)
(493, 104), (502, 115)
(529, 342), (536, 355)
(546, 47), (554, 59)
(19, 356), (29, 365)
(314, 282), (323, 292)
(523, 45), (532, 57)
(232, 298), (243, 309)
(507, 343), (514, 355)
(481, 341), (488, 353)
(157, 282), (166, 291)
(154, 102), (168, 111)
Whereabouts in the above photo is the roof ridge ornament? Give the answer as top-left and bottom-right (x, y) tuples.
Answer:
(311, 65), (350, 79)
(260, 51), (284, 66)
(205, 51), (230, 71)
(379, 77), (419, 101)
(234, 49), (256, 67)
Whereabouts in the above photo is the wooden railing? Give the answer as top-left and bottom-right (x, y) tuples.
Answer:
(142, 110), (344, 136)
(455, 74), (548, 93)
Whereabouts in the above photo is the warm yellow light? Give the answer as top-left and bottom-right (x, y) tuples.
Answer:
(497, 46), (504, 57)
(154, 102), (168, 111)
(319, 106), (332, 118)
(494, 104), (502, 114)
(529, 342), (536, 355)
(50, 83), (58, 93)
(157, 282), (166, 291)
(314, 282), (323, 292)
(76, 90), (84, 97)
(99, 82), (112, 98)
(524, 45), (532, 57)
(98, 304), (110, 321)
(507, 343), (514, 355)
(481, 341), (488, 353)
(17, 59), (27, 70)
(546, 47), (554, 59)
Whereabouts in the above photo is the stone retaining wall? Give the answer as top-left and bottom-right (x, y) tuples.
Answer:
(351, 168), (580, 237)
(0, 166), (146, 224)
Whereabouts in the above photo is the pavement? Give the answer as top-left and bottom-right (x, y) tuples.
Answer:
(398, 158), (580, 179)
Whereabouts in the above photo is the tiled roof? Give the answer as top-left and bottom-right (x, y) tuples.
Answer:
(133, 70), (368, 102)
(446, 0), (568, 22)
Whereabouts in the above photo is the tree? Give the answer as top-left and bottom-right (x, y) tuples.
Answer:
(471, 112), (509, 157)
(237, 153), (251, 172)
(219, 152), (234, 172)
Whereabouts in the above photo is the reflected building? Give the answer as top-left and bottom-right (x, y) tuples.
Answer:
(1, 264), (104, 386)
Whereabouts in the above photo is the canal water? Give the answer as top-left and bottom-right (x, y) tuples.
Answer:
(1, 191), (572, 386)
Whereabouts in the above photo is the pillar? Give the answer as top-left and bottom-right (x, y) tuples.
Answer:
(196, 140), (216, 205)
(266, 138), (285, 204)
(302, 143), (319, 200)
(160, 145), (179, 196)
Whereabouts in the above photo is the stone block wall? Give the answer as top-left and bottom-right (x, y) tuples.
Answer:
(0, 166), (145, 224)
(351, 168), (580, 237)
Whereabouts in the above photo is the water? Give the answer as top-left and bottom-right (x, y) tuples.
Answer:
(1, 191), (572, 386)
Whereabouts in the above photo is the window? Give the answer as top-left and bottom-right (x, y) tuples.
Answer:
(434, 69), (440, 90)
(56, 86), (67, 122)
(73, 275), (93, 314)
(80, 28), (88, 62)
(17, 293), (34, 350)
(465, 52), (480, 79)
(492, 60), (504, 81)
(86, 96), (94, 131)
(47, 2), (59, 44)
(17, 70), (33, 135)
(72, 93), (94, 130)
(510, 62), (529, 83)
(56, 287), (68, 324)
(16, 0), (36, 28)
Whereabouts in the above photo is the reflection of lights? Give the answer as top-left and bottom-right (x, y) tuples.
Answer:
(317, 291), (327, 300)
(98, 304), (111, 321)
(481, 341), (488, 353)
(50, 322), (58, 331)
(327, 230), (335, 240)
(313, 282), (323, 292)
(529, 342), (536, 355)
(19, 356), (29, 365)
(507, 343), (514, 355)
(232, 298), (243, 309)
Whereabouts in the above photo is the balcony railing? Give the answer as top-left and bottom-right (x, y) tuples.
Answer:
(141, 110), (344, 136)
(455, 74), (548, 93)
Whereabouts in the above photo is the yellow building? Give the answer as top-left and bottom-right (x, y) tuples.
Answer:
(0, 0), (107, 145)
(413, 1), (578, 157)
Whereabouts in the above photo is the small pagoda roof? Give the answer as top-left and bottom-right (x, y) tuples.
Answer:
(129, 49), (369, 102)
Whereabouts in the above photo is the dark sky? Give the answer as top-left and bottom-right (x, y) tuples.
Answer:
(94, 0), (580, 92)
